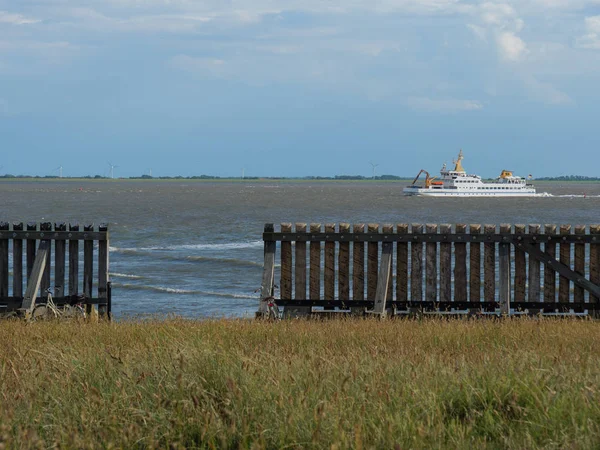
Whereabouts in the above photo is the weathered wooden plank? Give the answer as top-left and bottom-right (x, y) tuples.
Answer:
(280, 223), (293, 300)
(574, 225), (586, 311)
(40, 222), (52, 299)
(454, 224), (467, 303)
(372, 237), (392, 316)
(514, 224), (526, 304)
(499, 224), (511, 315)
(352, 224), (365, 314)
(83, 224), (94, 314)
(518, 242), (600, 300)
(0, 231), (106, 241)
(21, 240), (50, 316)
(528, 224), (541, 314)
(483, 224), (496, 308)
(289, 222), (309, 317)
(12, 222), (23, 298)
(440, 224), (452, 303)
(590, 224), (600, 318)
(324, 224), (335, 310)
(544, 224), (557, 306)
(309, 223), (321, 301)
(54, 223), (67, 299)
(26, 222), (36, 280)
(338, 223), (350, 301)
(425, 224), (437, 302)
(410, 224), (423, 306)
(68, 224), (80, 298)
(559, 225), (571, 304)
(0, 222), (8, 298)
(258, 224), (276, 317)
(383, 225), (393, 305)
(469, 224), (481, 312)
(352, 224), (365, 302)
(396, 224), (408, 307)
(97, 223), (109, 317)
(367, 224), (379, 300)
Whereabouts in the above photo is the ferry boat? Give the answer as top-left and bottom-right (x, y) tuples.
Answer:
(403, 150), (538, 197)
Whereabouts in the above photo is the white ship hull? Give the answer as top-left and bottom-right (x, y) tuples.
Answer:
(404, 187), (540, 197)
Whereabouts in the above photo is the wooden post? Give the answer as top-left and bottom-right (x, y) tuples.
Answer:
(469, 224), (481, 313)
(309, 223), (321, 304)
(257, 223), (276, 317)
(352, 224), (365, 315)
(21, 240), (50, 318)
(528, 224), (541, 314)
(289, 223), (309, 318)
(12, 222), (23, 299)
(396, 224), (409, 311)
(40, 222), (52, 299)
(0, 222), (8, 298)
(83, 224), (94, 315)
(514, 225), (526, 307)
(372, 229), (392, 317)
(454, 224), (467, 303)
(590, 225), (600, 318)
(324, 224), (335, 310)
(574, 225), (586, 313)
(26, 222), (36, 280)
(544, 224), (557, 308)
(439, 224), (452, 305)
(410, 224), (423, 312)
(54, 223), (67, 300)
(68, 224), (80, 300)
(338, 223), (350, 304)
(367, 224), (379, 300)
(383, 224), (394, 315)
(425, 224), (438, 303)
(484, 224), (496, 310)
(559, 225), (572, 306)
(98, 224), (109, 317)
(280, 223), (293, 301)
(498, 224), (511, 316)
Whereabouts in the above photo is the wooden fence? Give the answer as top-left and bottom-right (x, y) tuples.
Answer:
(257, 223), (600, 317)
(0, 222), (110, 318)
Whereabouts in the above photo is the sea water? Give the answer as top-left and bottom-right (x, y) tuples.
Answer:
(1, 180), (599, 318)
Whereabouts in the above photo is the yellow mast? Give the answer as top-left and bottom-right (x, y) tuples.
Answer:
(453, 149), (465, 172)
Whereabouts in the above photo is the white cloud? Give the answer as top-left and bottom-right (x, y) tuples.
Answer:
(405, 96), (483, 113)
(0, 11), (40, 25)
(467, 23), (487, 41)
(575, 15), (600, 49)
(497, 31), (528, 61)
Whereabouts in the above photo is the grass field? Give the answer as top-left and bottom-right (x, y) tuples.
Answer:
(1, 317), (599, 449)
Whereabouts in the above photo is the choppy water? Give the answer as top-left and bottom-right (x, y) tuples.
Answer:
(1, 180), (599, 318)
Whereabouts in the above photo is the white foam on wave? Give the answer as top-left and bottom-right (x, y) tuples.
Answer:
(554, 194), (600, 198)
(113, 282), (256, 299)
(110, 272), (146, 279)
(110, 240), (263, 253)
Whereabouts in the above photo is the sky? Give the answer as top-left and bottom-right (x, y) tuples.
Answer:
(1, 1), (600, 178)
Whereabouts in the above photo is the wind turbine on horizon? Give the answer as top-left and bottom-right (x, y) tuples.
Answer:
(108, 162), (118, 179)
(369, 161), (379, 179)
(53, 165), (63, 178)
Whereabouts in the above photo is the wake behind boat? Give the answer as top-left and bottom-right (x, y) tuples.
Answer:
(403, 150), (539, 197)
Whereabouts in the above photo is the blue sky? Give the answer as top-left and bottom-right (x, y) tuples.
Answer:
(1, 0), (600, 178)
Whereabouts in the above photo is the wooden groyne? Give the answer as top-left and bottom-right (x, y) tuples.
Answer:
(0, 222), (110, 318)
(258, 223), (600, 317)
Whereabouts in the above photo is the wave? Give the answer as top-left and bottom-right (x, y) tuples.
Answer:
(110, 272), (146, 280)
(109, 240), (263, 254)
(112, 283), (256, 299)
(553, 194), (600, 198)
(184, 255), (263, 267)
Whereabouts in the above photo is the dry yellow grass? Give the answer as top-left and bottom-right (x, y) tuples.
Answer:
(1, 317), (599, 449)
